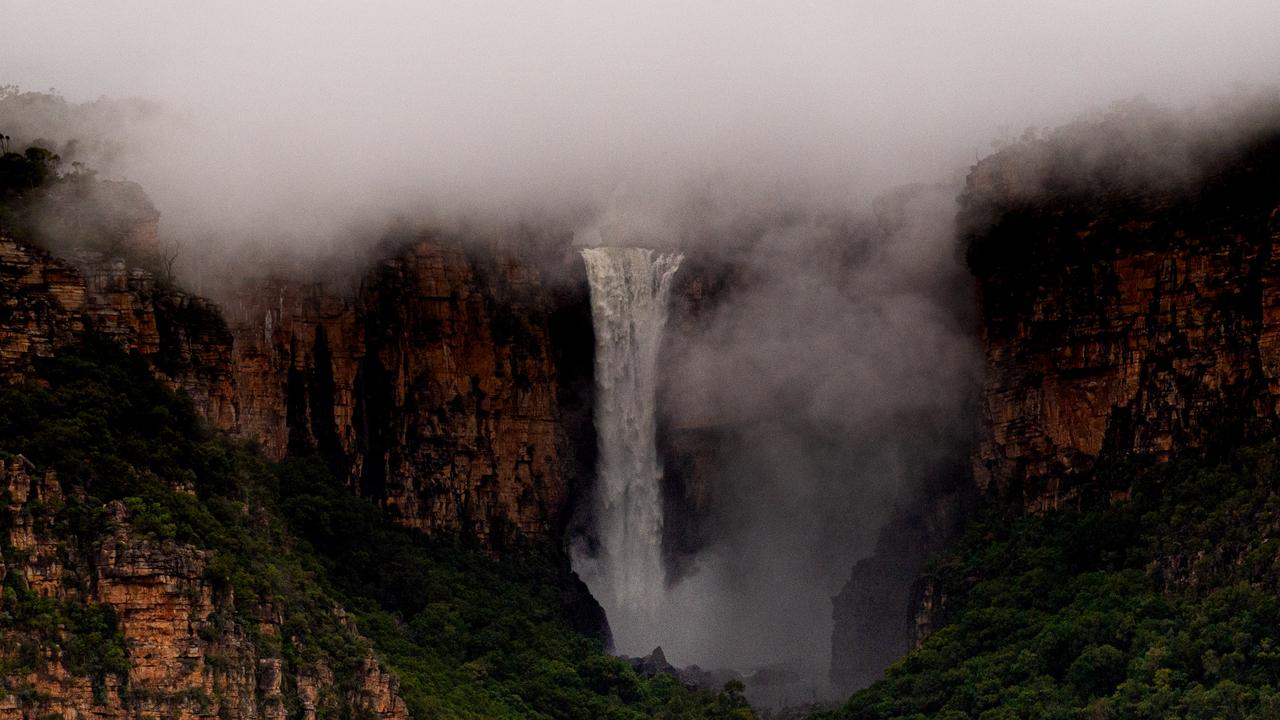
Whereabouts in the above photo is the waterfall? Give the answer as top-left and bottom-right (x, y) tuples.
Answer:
(576, 246), (682, 652)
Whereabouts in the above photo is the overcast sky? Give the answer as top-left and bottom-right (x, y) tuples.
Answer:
(5, 1), (1280, 234)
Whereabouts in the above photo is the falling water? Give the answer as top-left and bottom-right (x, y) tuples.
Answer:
(576, 246), (683, 653)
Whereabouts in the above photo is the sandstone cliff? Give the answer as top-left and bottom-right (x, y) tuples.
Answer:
(226, 233), (590, 547)
(0, 218), (602, 716)
(2, 225), (592, 550)
(878, 114), (1280, 663)
(964, 125), (1280, 509)
(0, 455), (408, 720)
(0, 238), (237, 428)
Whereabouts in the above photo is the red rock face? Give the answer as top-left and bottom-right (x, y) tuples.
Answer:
(0, 230), (583, 717)
(0, 239), (237, 429)
(226, 235), (580, 547)
(1, 230), (585, 549)
(965, 131), (1280, 509)
(0, 456), (410, 720)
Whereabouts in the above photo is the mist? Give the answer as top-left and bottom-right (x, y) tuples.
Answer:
(575, 184), (977, 678)
(6, 1), (1280, 266)
(6, 0), (1280, 684)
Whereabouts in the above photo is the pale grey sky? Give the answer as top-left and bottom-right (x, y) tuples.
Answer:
(5, 1), (1280, 237)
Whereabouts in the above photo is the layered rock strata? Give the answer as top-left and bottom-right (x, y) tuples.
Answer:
(2, 229), (591, 548)
(0, 239), (237, 428)
(965, 129), (1280, 508)
(227, 234), (586, 546)
(0, 456), (408, 720)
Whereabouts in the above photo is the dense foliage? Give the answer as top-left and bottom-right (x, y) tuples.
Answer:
(0, 143), (61, 242)
(0, 144), (162, 269)
(960, 96), (1280, 280)
(0, 337), (754, 719)
(824, 448), (1280, 720)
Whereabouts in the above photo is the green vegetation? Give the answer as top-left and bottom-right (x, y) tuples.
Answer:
(824, 448), (1280, 720)
(0, 336), (753, 719)
(0, 143), (61, 243)
(0, 586), (129, 703)
(0, 336), (373, 713)
(273, 455), (753, 719)
(1, 136), (162, 268)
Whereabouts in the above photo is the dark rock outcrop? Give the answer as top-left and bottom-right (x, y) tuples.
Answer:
(622, 647), (744, 692)
(965, 126), (1280, 509)
(829, 482), (968, 692)
(0, 239), (237, 428)
(227, 233), (591, 548)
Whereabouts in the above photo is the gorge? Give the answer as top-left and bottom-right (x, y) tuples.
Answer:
(6, 9), (1280, 714)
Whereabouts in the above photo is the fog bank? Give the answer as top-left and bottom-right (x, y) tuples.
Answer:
(4, 2), (1280, 273)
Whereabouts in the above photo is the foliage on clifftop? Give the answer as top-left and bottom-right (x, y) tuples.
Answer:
(1, 93), (163, 268)
(0, 336), (755, 719)
(960, 94), (1280, 278)
(821, 445), (1280, 720)
(0, 140), (165, 273)
(0, 143), (62, 240)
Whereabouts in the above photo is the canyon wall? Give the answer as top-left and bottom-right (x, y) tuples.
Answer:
(226, 233), (590, 547)
(0, 227), (594, 717)
(964, 129), (1280, 510)
(0, 234), (488, 718)
(832, 125), (1280, 690)
(0, 455), (408, 720)
(1, 227), (593, 549)
(873, 123), (1280, 669)
(0, 239), (237, 428)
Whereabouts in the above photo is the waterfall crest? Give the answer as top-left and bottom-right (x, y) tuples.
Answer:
(576, 246), (682, 653)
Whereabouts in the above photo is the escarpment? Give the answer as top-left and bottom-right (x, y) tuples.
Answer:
(0, 239), (237, 428)
(851, 127), (1280, 656)
(1, 224), (593, 549)
(832, 119), (1280, 693)
(965, 127), (1280, 509)
(0, 213), (603, 713)
(879, 119), (1280, 667)
(0, 455), (409, 720)
(226, 233), (591, 547)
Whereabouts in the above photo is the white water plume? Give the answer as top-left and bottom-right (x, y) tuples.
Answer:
(575, 246), (682, 654)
